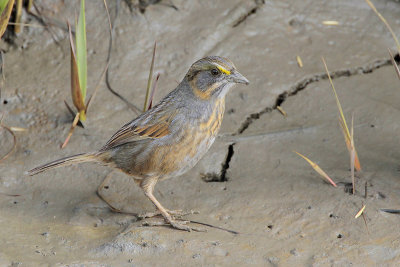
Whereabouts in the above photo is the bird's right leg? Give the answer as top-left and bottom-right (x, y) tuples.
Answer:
(97, 172), (136, 215)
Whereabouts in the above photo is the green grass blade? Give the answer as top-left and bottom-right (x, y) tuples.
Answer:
(0, 0), (9, 13)
(0, 0), (13, 38)
(76, 0), (87, 103)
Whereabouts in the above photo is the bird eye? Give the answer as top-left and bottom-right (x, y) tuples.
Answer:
(211, 68), (220, 76)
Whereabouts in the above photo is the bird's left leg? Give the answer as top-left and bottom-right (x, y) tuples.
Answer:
(140, 177), (202, 231)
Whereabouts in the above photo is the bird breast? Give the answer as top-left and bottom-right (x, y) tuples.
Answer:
(111, 98), (226, 180)
(153, 98), (225, 179)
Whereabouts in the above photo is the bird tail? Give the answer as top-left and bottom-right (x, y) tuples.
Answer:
(27, 152), (98, 176)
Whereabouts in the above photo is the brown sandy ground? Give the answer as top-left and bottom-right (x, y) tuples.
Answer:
(1, 0), (400, 266)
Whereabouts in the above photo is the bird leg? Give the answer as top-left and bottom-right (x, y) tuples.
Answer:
(96, 172), (137, 215)
(140, 177), (202, 232)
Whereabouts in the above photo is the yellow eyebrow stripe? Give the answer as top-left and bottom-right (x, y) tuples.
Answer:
(216, 65), (231, 75)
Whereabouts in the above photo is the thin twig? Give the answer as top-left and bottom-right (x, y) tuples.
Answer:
(365, 0), (400, 54)
(322, 57), (361, 171)
(350, 113), (355, 194)
(64, 100), (84, 128)
(61, 112), (80, 149)
(0, 51), (4, 99)
(362, 213), (370, 236)
(364, 181), (368, 199)
(185, 219), (240, 235)
(294, 151), (337, 187)
(148, 73), (160, 110)
(0, 192), (20, 197)
(0, 115), (17, 163)
(103, 0), (112, 35)
(64, 100), (76, 117)
(8, 22), (45, 28)
(144, 42), (156, 111)
(0, 50), (4, 81)
(85, 62), (109, 113)
(103, 0), (140, 114)
(388, 49), (400, 80)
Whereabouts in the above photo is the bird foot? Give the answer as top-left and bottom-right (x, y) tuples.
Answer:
(138, 209), (199, 219)
(169, 219), (206, 232)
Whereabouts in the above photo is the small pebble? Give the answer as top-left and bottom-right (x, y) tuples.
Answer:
(290, 248), (299, 256)
(192, 253), (201, 259)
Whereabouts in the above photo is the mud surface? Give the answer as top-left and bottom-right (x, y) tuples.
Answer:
(1, 0), (400, 266)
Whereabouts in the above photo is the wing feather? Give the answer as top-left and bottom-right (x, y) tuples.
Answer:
(100, 108), (174, 151)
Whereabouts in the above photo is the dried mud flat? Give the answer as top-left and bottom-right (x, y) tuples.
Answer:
(1, 0), (400, 266)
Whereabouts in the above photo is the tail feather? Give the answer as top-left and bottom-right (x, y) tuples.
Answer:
(27, 153), (98, 176)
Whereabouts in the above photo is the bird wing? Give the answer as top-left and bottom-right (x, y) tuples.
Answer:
(100, 107), (175, 151)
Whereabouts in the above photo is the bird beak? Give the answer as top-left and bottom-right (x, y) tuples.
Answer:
(229, 70), (249, 85)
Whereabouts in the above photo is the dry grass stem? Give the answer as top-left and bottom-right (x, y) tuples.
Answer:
(27, 0), (33, 11)
(14, 0), (22, 33)
(350, 113), (355, 194)
(322, 57), (361, 171)
(8, 22), (45, 28)
(144, 42), (157, 112)
(355, 205), (366, 219)
(184, 219), (239, 235)
(68, 22), (85, 114)
(388, 49), (400, 80)
(9, 126), (26, 132)
(85, 62), (109, 113)
(355, 204), (370, 236)
(296, 55), (303, 68)
(1, 50), (4, 81)
(61, 112), (80, 149)
(322, 20), (339, 26)
(294, 151), (337, 187)
(148, 73), (160, 110)
(0, 115), (17, 163)
(103, 0), (112, 33)
(362, 213), (370, 236)
(276, 106), (287, 117)
(0, 50), (4, 98)
(103, 0), (140, 114)
(365, 0), (400, 54)
(0, 192), (20, 197)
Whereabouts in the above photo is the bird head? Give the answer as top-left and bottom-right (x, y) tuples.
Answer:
(186, 56), (249, 100)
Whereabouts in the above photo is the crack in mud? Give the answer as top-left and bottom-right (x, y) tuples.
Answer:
(220, 144), (235, 182)
(237, 57), (393, 134)
(201, 144), (234, 183)
(232, 0), (265, 28)
(208, 56), (397, 182)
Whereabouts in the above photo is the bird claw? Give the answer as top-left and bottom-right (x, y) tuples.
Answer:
(170, 219), (207, 232)
(138, 209), (199, 219)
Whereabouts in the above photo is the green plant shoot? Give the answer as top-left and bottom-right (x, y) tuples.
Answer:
(76, 0), (87, 121)
(0, 0), (9, 13)
(0, 0), (13, 38)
